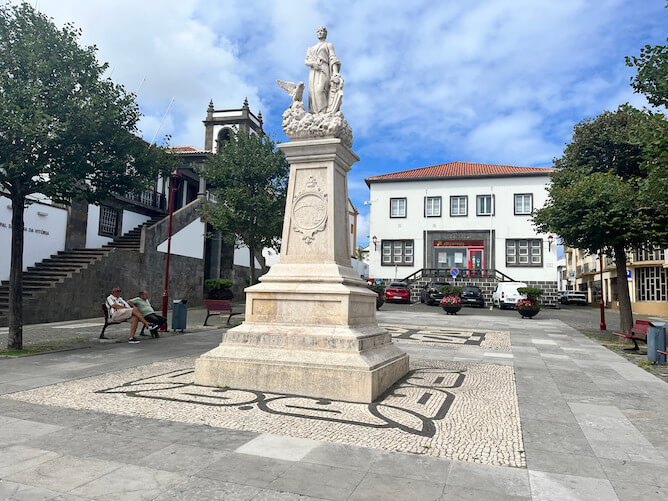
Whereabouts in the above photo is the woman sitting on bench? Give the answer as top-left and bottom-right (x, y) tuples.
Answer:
(106, 287), (157, 343)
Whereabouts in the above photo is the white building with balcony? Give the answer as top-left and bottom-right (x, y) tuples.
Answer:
(365, 161), (559, 303)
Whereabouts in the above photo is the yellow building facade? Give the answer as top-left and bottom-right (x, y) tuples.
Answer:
(564, 246), (668, 316)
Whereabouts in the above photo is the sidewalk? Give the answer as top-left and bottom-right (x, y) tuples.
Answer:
(0, 307), (243, 349)
(1, 310), (667, 500)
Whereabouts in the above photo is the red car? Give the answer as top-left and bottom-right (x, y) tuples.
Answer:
(385, 282), (411, 303)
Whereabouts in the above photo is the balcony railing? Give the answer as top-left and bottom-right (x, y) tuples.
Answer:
(403, 268), (516, 284)
(576, 265), (583, 276)
(123, 189), (166, 211)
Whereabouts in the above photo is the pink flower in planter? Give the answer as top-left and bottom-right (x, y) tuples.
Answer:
(440, 295), (461, 305)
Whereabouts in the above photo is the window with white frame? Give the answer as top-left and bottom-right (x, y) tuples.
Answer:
(476, 195), (493, 216)
(450, 196), (467, 216)
(514, 194), (533, 215)
(390, 198), (406, 218)
(506, 239), (542, 266)
(381, 240), (414, 266)
(425, 196), (441, 217)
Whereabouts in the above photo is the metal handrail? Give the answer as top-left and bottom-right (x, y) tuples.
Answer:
(403, 268), (516, 284)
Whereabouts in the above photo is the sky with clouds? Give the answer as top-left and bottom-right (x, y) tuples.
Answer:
(28, 0), (668, 245)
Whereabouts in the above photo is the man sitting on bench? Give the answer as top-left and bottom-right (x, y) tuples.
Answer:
(106, 287), (157, 343)
(129, 290), (166, 338)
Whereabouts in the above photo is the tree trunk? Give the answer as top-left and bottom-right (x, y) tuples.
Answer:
(614, 244), (633, 334)
(8, 195), (25, 350)
(248, 246), (256, 285)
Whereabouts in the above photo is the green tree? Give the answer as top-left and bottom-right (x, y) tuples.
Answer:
(533, 106), (668, 334)
(626, 38), (668, 108)
(199, 128), (289, 285)
(0, 3), (172, 349)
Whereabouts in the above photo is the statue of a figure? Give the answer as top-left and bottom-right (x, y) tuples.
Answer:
(304, 26), (341, 114)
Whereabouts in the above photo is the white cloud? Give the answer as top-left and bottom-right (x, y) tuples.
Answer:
(29, 0), (665, 171)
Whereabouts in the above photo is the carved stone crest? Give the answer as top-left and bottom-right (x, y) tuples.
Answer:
(292, 176), (327, 243)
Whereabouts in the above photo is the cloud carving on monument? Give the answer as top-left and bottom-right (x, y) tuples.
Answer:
(277, 26), (353, 147)
(292, 176), (327, 244)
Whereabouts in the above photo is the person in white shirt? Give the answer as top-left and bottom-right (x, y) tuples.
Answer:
(106, 286), (157, 343)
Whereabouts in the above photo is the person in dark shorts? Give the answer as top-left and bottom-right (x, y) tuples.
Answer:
(129, 291), (166, 338)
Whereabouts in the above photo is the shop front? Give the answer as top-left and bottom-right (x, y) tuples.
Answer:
(433, 239), (485, 276)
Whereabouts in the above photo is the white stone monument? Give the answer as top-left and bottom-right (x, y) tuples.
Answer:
(194, 27), (408, 402)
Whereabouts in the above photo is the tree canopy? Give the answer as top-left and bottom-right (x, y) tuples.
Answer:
(0, 3), (171, 204)
(199, 128), (290, 285)
(0, 3), (172, 349)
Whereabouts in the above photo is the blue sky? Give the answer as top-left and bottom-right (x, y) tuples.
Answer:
(32, 0), (667, 245)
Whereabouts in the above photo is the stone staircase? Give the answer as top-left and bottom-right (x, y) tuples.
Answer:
(0, 216), (163, 326)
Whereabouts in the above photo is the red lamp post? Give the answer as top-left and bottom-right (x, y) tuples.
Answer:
(599, 253), (607, 331)
(161, 172), (182, 330)
(548, 235), (554, 251)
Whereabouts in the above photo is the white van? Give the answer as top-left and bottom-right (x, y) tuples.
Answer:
(492, 282), (528, 309)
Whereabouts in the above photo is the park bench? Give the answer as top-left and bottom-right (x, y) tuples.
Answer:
(204, 299), (243, 326)
(99, 303), (145, 340)
(612, 319), (650, 353)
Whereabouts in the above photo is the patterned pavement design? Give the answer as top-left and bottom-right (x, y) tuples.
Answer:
(382, 323), (511, 351)
(4, 356), (525, 468)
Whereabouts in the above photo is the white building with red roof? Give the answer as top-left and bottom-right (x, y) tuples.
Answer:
(365, 161), (559, 303)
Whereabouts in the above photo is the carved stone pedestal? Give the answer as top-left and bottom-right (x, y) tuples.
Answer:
(194, 138), (408, 403)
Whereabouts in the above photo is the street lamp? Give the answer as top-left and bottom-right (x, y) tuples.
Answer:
(161, 171), (182, 330)
(372, 235), (377, 251)
(599, 253), (607, 331)
(548, 235), (554, 251)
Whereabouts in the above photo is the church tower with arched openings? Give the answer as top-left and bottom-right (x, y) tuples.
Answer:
(203, 98), (263, 153)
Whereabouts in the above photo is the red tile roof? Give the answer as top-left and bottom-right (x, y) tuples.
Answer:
(365, 161), (555, 185)
(167, 145), (208, 155)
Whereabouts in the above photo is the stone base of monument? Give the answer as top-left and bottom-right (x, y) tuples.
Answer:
(194, 276), (409, 402)
(194, 138), (409, 403)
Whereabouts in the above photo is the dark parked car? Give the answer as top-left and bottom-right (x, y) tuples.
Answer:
(420, 282), (446, 305)
(461, 285), (485, 308)
(385, 283), (411, 303)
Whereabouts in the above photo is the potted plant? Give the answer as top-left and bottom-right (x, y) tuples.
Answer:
(439, 285), (463, 314)
(368, 283), (385, 310)
(516, 287), (544, 318)
(205, 279), (234, 300)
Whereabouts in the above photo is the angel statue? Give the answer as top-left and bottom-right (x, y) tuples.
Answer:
(304, 26), (341, 114)
(276, 80), (305, 106)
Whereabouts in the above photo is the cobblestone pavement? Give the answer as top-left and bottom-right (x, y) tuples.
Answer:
(1, 310), (667, 500)
(383, 323), (511, 351)
(6, 356), (524, 467)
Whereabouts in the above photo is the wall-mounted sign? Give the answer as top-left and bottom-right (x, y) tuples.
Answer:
(450, 267), (459, 277)
(627, 270), (632, 280)
(434, 240), (484, 247)
(0, 221), (50, 235)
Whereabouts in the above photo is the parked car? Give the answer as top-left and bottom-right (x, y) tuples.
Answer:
(420, 282), (446, 305)
(385, 282), (411, 303)
(560, 290), (587, 305)
(492, 282), (528, 309)
(461, 285), (485, 308)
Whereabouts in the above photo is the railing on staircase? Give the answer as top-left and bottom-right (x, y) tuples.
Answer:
(122, 189), (167, 211)
(402, 268), (516, 285)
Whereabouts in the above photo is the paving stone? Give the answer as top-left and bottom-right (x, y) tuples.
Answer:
(446, 462), (530, 497)
(349, 472), (444, 501)
(521, 419), (594, 456)
(599, 458), (668, 486)
(528, 470), (619, 500)
(69, 464), (184, 500)
(0, 417), (63, 446)
(197, 452), (293, 488)
(0, 445), (60, 477)
(369, 450), (450, 483)
(440, 484), (530, 500)
(524, 449), (606, 479)
(301, 442), (383, 471)
(609, 480), (668, 501)
(136, 443), (228, 475)
(6, 455), (121, 493)
(250, 490), (326, 500)
(270, 462), (365, 500)
(236, 433), (321, 461)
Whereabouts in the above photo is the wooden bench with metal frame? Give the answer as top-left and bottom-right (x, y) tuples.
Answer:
(99, 303), (145, 340)
(203, 299), (242, 326)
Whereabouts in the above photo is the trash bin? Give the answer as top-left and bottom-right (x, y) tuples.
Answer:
(647, 322), (666, 364)
(172, 299), (188, 332)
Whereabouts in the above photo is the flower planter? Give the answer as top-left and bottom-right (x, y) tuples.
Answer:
(518, 308), (539, 318)
(441, 305), (462, 315)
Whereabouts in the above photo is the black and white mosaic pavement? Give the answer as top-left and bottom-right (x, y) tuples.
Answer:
(5, 356), (524, 467)
(382, 323), (511, 351)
